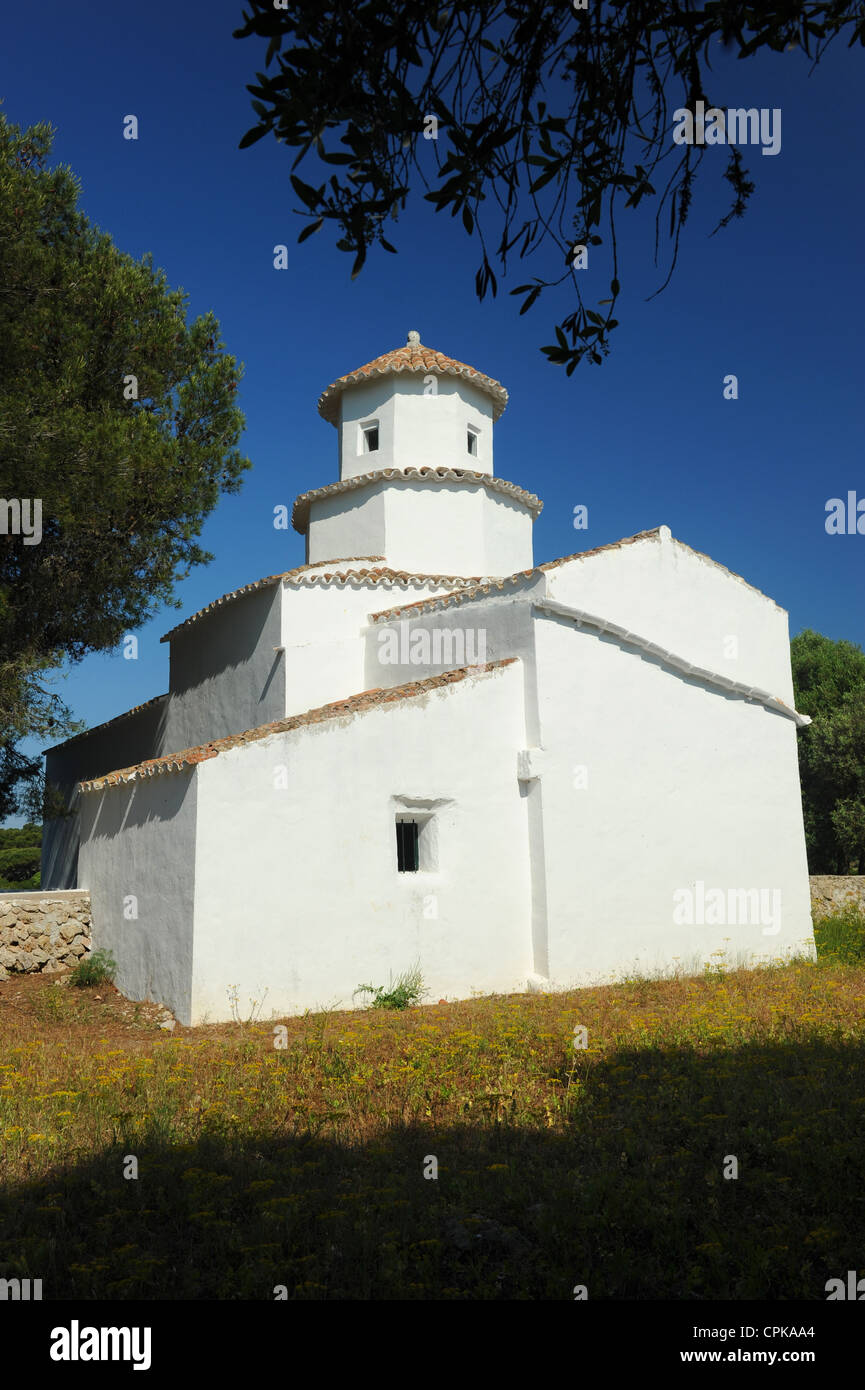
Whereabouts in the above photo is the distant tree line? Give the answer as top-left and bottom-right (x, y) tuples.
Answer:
(0, 821), (41, 890)
(791, 630), (865, 875)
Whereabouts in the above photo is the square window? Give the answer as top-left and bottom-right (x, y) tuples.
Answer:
(363, 425), (379, 452)
(396, 819), (419, 872)
(394, 803), (445, 873)
(467, 428), (478, 456)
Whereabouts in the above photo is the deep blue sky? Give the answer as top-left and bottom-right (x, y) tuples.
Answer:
(2, 1), (863, 820)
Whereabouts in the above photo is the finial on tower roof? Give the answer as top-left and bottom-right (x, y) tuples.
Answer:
(406, 329), (421, 346)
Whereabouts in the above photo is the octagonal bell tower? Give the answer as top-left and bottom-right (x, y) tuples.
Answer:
(293, 330), (542, 577)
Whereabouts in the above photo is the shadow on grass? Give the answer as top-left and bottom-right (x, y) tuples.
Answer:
(1, 1034), (863, 1300)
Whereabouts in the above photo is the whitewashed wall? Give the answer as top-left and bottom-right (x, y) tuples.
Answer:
(546, 529), (794, 702)
(366, 551), (813, 987)
(162, 584), (284, 752)
(532, 610), (814, 986)
(365, 588), (543, 714)
(337, 376), (495, 480)
(307, 478), (533, 577)
(78, 771), (197, 1023)
(282, 579), (464, 715)
(306, 484), (387, 565)
(190, 660), (529, 1023)
(42, 696), (168, 890)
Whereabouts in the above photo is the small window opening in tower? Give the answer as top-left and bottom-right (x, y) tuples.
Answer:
(363, 424), (379, 453)
(467, 428), (478, 457)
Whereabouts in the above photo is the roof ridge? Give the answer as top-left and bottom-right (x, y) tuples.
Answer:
(287, 567), (486, 589)
(534, 596), (806, 723)
(79, 660), (519, 793)
(317, 336), (508, 425)
(159, 557), (388, 642)
(293, 467), (543, 534)
(368, 525), (786, 621)
(537, 528), (663, 571)
(42, 693), (169, 754)
(369, 572), (536, 622)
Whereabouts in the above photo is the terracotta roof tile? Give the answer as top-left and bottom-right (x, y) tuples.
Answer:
(539, 527), (784, 610)
(78, 660), (518, 793)
(537, 528), (663, 571)
(369, 574), (534, 623)
(159, 558), (387, 642)
(369, 526), (785, 622)
(292, 467), (542, 534)
(286, 566), (483, 591)
(318, 331), (508, 425)
(42, 693), (169, 755)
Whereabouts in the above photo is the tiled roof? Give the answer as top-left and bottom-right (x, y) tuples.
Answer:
(286, 567), (485, 591)
(369, 573), (537, 623)
(292, 467), (542, 534)
(78, 660), (518, 793)
(537, 528), (663, 572)
(42, 693), (169, 755)
(159, 558), (387, 642)
(317, 331), (508, 425)
(538, 527), (784, 610)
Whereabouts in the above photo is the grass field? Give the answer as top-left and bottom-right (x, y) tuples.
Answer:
(1, 933), (864, 1300)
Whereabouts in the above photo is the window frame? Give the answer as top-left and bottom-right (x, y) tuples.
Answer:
(361, 421), (380, 454)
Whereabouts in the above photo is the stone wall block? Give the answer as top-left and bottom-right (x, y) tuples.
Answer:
(0, 895), (92, 977)
(810, 876), (865, 919)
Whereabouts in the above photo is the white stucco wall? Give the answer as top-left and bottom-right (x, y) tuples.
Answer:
(384, 482), (533, 576)
(365, 589), (542, 717)
(282, 579), (467, 715)
(42, 696), (169, 890)
(189, 660), (530, 1023)
(306, 485), (387, 565)
(531, 611), (814, 986)
(338, 377), (495, 480)
(162, 583), (285, 752)
(337, 379), (398, 478)
(78, 770), (197, 1023)
(546, 529), (794, 702)
(366, 562), (812, 988)
(307, 478), (533, 576)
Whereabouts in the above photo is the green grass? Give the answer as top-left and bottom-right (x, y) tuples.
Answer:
(0, 953), (864, 1299)
(69, 949), (117, 988)
(353, 965), (426, 1010)
(813, 906), (865, 965)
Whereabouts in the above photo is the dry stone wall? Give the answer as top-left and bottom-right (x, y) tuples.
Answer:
(809, 876), (865, 919)
(0, 891), (91, 980)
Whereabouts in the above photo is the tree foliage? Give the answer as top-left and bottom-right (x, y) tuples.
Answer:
(0, 112), (251, 816)
(0, 821), (41, 890)
(234, 0), (864, 372)
(791, 629), (865, 874)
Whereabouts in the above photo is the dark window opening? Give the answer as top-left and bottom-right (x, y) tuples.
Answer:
(396, 819), (419, 872)
(467, 429), (478, 456)
(363, 425), (379, 452)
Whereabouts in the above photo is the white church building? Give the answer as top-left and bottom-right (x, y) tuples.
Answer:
(43, 332), (816, 1025)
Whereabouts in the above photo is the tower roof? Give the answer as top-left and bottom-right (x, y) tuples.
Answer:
(292, 466), (541, 534)
(317, 329), (509, 426)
